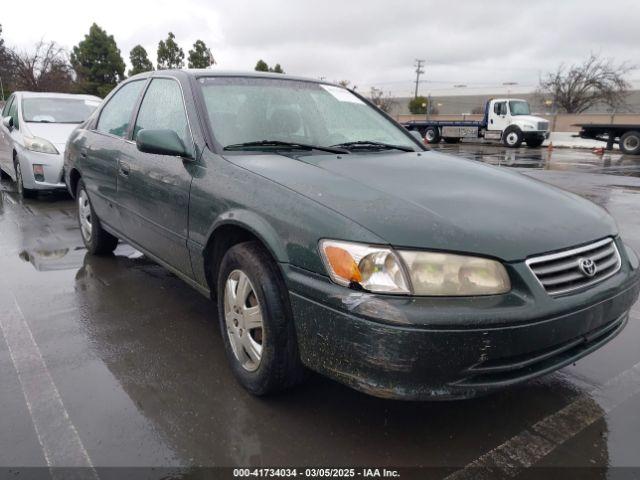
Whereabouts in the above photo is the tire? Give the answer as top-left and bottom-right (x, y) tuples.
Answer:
(526, 136), (545, 148)
(502, 126), (523, 148)
(216, 241), (304, 396)
(620, 131), (640, 155)
(76, 179), (118, 255)
(443, 137), (461, 144)
(14, 156), (36, 199)
(424, 127), (440, 144)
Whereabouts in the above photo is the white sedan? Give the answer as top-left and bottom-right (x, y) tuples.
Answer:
(0, 92), (101, 198)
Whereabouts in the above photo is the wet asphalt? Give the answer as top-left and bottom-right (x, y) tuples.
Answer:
(0, 143), (639, 478)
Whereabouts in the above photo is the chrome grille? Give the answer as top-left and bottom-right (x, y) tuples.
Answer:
(537, 121), (549, 131)
(526, 238), (621, 296)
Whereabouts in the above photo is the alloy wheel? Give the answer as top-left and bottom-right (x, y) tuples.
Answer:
(78, 189), (93, 242)
(223, 269), (264, 372)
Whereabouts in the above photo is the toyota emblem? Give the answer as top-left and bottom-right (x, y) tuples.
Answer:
(578, 258), (597, 277)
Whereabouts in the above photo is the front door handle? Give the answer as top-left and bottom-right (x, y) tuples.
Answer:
(119, 161), (130, 177)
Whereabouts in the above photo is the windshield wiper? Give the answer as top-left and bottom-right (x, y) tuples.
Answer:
(224, 140), (348, 154)
(330, 140), (415, 152)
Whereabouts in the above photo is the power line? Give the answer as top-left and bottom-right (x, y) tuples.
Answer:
(413, 59), (425, 99)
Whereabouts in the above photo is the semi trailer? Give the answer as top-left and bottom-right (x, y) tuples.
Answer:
(575, 124), (640, 155)
(402, 98), (550, 148)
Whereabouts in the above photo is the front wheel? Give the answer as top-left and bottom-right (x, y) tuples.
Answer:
(502, 127), (523, 148)
(620, 131), (640, 155)
(14, 158), (36, 199)
(217, 241), (304, 396)
(76, 179), (118, 255)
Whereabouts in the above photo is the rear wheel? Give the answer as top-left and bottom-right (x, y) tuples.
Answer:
(620, 131), (640, 155)
(443, 137), (461, 144)
(502, 127), (523, 148)
(217, 241), (304, 396)
(526, 136), (545, 148)
(424, 127), (440, 144)
(76, 179), (118, 255)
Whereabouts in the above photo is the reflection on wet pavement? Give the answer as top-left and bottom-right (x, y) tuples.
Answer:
(0, 145), (639, 476)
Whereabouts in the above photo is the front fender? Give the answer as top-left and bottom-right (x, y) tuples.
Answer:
(206, 209), (289, 263)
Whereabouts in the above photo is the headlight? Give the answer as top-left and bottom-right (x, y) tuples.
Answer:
(319, 240), (410, 294)
(399, 251), (511, 295)
(24, 136), (59, 154)
(319, 240), (511, 296)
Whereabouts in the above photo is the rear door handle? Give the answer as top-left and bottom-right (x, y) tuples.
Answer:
(119, 161), (130, 177)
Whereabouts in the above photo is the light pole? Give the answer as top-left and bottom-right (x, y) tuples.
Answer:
(502, 81), (518, 96)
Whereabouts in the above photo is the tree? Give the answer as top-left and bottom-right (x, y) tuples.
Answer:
(408, 96), (428, 114)
(188, 40), (214, 69)
(0, 24), (14, 98)
(369, 87), (393, 113)
(71, 23), (125, 98)
(128, 45), (153, 76)
(254, 59), (269, 72)
(537, 53), (632, 113)
(11, 41), (75, 93)
(254, 59), (284, 73)
(157, 32), (184, 70)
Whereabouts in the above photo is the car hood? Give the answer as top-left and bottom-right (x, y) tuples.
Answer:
(512, 115), (547, 126)
(24, 122), (80, 149)
(225, 150), (617, 261)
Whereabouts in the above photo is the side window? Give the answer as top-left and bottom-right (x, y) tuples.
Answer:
(97, 81), (144, 137)
(8, 97), (19, 129)
(2, 95), (14, 117)
(493, 102), (506, 116)
(133, 78), (193, 156)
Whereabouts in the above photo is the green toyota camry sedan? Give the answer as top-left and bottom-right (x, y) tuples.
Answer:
(64, 70), (640, 400)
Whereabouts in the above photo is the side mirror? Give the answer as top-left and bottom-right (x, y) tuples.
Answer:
(136, 129), (188, 158)
(2, 116), (13, 129)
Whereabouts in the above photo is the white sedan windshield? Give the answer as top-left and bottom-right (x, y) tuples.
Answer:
(199, 77), (417, 150)
(22, 98), (100, 124)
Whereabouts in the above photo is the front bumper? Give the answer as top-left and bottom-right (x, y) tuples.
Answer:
(284, 241), (640, 400)
(17, 148), (66, 191)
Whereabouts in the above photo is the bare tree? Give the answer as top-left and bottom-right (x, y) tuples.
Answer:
(11, 41), (75, 93)
(538, 53), (633, 113)
(369, 87), (393, 113)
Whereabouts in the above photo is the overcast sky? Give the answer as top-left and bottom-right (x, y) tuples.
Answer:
(3, 0), (639, 96)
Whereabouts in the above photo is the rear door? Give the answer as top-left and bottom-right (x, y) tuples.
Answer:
(117, 77), (195, 276)
(81, 80), (146, 229)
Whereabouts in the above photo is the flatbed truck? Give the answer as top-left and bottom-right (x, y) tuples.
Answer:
(575, 124), (640, 155)
(402, 98), (550, 148)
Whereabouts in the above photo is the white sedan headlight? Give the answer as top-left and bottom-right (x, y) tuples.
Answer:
(24, 136), (59, 154)
(319, 240), (510, 296)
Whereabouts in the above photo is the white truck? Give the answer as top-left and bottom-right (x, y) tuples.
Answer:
(403, 98), (550, 148)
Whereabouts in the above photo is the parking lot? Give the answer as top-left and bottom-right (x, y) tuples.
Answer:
(1, 143), (639, 478)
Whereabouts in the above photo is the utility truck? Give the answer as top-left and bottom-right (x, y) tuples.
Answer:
(403, 98), (550, 148)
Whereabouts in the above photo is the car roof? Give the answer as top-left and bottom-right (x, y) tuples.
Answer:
(15, 91), (102, 101)
(128, 69), (341, 87)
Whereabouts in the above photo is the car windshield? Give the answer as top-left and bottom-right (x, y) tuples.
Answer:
(198, 77), (418, 152)
(22, 97), (100, 123)
(509, 101), (531, 116)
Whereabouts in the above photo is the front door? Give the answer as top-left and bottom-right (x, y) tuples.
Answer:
(117, 77), (194, 277)
(490, 101), (511, 133)
(0, 95), (16, 173)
